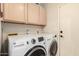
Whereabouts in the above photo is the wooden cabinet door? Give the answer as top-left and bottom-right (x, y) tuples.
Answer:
(0, 4), (2, 18)
(24, 4), (28, 23)
(0, 4), (1, 17)
(0, 4), (3, 21)
(3, 3), (25, 23)
(39, 6), (46, 25)
(27, 4), (40, 25)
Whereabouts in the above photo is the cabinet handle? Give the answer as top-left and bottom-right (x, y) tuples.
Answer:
(60, 30), (63, 33)
(60, 35), (63, 38)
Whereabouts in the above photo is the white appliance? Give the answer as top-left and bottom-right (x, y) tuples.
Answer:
(8, 34), (47, 56)
(44, 34), (58, 56)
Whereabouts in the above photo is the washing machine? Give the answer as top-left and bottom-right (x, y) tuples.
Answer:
(44, 34), (59, 56)
(8, 34), (47, 56)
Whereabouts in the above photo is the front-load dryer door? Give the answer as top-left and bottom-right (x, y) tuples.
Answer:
(24, 46), (47, 56)
(49, 40), (58, 56)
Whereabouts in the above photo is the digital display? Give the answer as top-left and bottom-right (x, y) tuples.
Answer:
(38, 37), (44, 42)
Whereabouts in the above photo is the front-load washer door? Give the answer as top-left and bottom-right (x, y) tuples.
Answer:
(24, 46), (47, 56)
(49, 40), (58, 56)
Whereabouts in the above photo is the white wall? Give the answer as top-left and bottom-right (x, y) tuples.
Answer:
(2, 23), (43, 44)
(44, 4), (59, 34)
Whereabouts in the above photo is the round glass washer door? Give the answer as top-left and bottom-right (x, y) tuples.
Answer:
(24, 46), (47, 56)
(49, 40), (58, 56)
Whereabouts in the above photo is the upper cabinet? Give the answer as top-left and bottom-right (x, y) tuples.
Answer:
(0, 4), (1, 17)
(2, 3), (46, 26)
(27, 4), (40, 25)
(24, 4), (28, 23)
(39, 6), (46, 25)
(3, 3), (25, 23)
(27, 4), (46, 25)
(0, 4), (3, 18)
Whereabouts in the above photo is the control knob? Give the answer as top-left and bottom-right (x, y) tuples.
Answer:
(31, 39), (36, 44)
